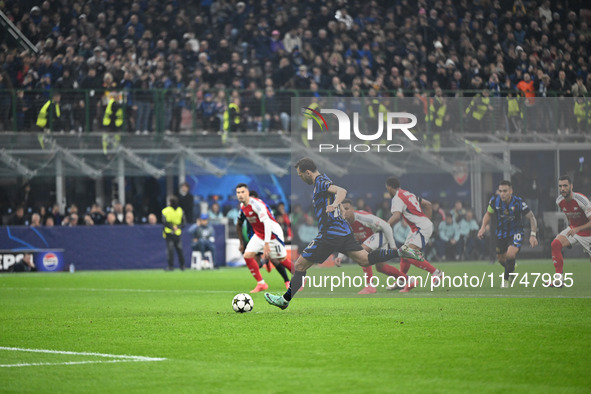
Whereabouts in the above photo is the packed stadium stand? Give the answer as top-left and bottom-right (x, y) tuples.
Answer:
(0, 0), (589, 133)
(1, 0), (590, 264)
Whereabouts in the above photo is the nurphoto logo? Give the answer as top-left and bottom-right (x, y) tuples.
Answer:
(302, 106), (418, 153)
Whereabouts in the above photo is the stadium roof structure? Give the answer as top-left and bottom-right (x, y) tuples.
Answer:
(1, 132), (587, 214)
(1, 132), (588, 180)
(0, 133), (291, 179)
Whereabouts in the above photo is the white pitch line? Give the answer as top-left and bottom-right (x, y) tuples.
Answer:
(0, 346), (166, 368)
(0, 287), (233, 294)
(0, 360), (142, 368)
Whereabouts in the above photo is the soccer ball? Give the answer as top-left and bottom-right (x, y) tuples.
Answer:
(232, 293), (254, 313)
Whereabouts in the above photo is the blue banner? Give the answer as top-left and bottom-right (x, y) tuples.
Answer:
(34, 250), (65, 271)
(0, 225), (226, 271)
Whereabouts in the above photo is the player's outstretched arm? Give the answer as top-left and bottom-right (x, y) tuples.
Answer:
(387, 211), (402, 227)
(326, 184), (347, 212)
(421, 198), (433, 219)
(478, 212), (491, 239)
(375, 217), (397, 248)
(566, 217), (591, 237)
(525, 211), (538, 247)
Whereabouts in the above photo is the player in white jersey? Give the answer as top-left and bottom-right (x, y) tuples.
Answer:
(335, 199), (407, 294)
(549, 175), (591, 287)
(386, 176), (443, 292)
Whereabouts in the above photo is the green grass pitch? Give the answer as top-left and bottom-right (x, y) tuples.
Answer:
(1, 259), (590, 393)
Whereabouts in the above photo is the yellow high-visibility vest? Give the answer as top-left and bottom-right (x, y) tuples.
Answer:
(36, 100), (60, 128)
(223, 103), (240, 131)
(162, 206), (184, 237)
(103, 98), (123, 127)
(367, 99), (387, 119)
(302, 101), (320, 129)
(507, 97), (522, 118)
(466, 95), (490, 120)
(426, 97), (446, 127)
(574, 100), (590, 125)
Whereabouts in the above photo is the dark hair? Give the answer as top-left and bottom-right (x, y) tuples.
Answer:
(386, 176), (400, 189)
(295, 157), (317, 172)
(558, 175), (572, 184)
(249, 190), (259, 198)
(235, 183), (249, 191)
(342, 199), (353, 206)
(499, 180), (512, 188)
(169, 196), (179, 207)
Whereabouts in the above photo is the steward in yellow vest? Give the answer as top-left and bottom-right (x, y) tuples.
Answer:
(573, 97), (590, 133)
(365, 92), (388, 144)
(301, 100), (320, 147)
(162, 196), (186, 270)
(507, 93), (523, 133)
(103, 93), (124, 131)
(464, 89), (493, 132)
(426, 88), (448, 129)
(223, 98), (242, 132)
(36, 92), (61, 132)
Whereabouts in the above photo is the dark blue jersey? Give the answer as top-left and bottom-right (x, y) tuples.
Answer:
(487, 194), (531, 239)
(312, 174), (351, 237)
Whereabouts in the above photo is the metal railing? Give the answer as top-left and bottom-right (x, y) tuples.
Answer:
(0, 88), (589, 134)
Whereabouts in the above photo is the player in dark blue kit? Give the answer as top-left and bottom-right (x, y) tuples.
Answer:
(478, 180), (538, 287)
(265, 157), (423, 309)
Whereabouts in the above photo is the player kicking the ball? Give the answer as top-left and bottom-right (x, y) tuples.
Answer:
(549, 175), (591, 287)
(386, 176), (444, 292)
(337, 199), (407, 294)
(236, 183), (293, 293)
(265, 158), (423, 310)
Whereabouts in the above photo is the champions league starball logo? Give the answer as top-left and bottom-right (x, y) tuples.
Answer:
(302, 107), (418, 153)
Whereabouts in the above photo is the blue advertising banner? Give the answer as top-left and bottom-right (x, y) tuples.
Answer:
(0, 249), (66, 271)
(33, 250), (66, 271)
(0, 225), (225, 271)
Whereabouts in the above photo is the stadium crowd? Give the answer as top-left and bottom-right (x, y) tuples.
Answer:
(0, 0), (589, 133)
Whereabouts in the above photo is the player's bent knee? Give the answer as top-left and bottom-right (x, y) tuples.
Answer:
(349, 250), (370, 266)
(551, 238), (563, 253)
(295, 258), (313, 271)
